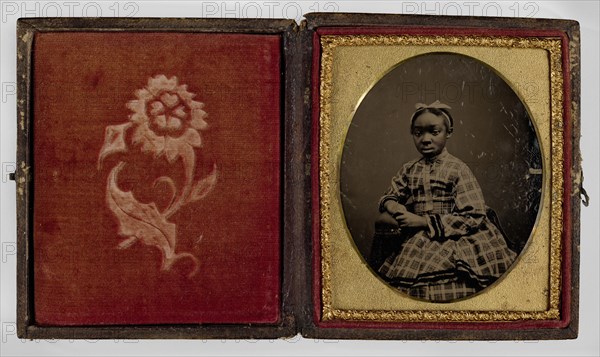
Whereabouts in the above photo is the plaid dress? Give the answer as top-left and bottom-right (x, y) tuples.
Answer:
(378, 148), (517, 302)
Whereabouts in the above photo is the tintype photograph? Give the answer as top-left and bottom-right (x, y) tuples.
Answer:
(317, 29), (571, 329)
(340, 53), (542, 302)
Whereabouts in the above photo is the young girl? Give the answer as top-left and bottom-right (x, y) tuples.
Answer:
(377, 101), (517, 302)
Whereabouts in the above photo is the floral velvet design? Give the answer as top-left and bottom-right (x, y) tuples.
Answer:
(98, 75), (217, 277)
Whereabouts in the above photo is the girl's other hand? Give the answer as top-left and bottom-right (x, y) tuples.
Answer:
(395, 211), (427, 228)
(384, 200), (407, 216)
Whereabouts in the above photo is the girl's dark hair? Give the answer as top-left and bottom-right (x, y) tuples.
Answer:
(410, 107), (454, 133)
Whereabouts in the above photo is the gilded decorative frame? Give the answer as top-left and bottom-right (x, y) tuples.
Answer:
(320, 35), (563, 322)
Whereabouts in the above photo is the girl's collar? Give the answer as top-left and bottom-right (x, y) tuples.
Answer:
(422, 148), (449, 164)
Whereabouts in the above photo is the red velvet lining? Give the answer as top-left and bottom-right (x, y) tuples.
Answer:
(33, 32), (283, 326)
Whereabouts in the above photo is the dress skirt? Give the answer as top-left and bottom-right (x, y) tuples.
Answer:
(378, 217), (517, 302)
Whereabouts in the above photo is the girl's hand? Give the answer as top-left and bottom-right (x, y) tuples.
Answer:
(384, 200), (407, 216)
(395, 211), (427, 228)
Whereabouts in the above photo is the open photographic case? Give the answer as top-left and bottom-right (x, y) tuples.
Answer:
(15, 13), (581, 340)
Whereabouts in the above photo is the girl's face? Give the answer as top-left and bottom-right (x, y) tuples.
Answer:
(411, 111), (451, 158)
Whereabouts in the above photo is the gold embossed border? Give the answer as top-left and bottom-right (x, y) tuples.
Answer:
(318, 35), (564, 322)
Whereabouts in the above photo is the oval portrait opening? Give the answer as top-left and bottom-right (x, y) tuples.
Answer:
(340, 52), (543, 303)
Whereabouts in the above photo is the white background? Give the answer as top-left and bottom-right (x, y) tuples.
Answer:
(0, 1), (598, 356)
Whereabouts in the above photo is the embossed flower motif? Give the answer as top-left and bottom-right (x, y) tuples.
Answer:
(127, 75), (209, 163)
(97, 75), (218, 277)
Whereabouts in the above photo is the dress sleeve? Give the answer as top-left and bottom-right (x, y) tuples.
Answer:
(427, 164), (487, 240)
(378, 165), (411, 212)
